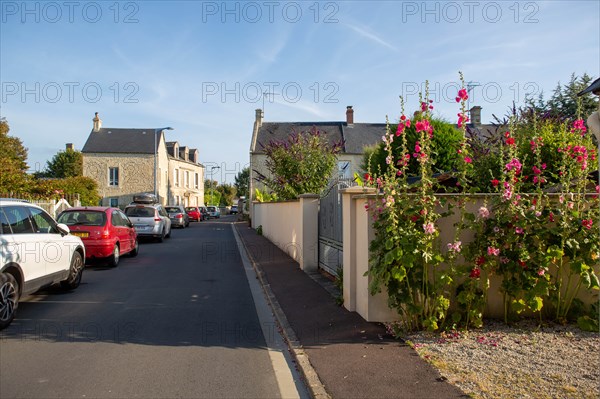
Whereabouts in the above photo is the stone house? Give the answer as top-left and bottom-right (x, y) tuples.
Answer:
(249, 106), (387, 202)
(82, 113), (204, 207)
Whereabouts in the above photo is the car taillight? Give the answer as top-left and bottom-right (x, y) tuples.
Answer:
(101, 230), (110, 239)
(154, 217), (161, 221)
(176, 213), (183, 218)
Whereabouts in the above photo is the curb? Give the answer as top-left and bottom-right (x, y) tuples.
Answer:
(233, 223), (331, 399)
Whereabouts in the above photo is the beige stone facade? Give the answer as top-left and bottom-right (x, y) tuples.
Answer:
(81, 117), (204, 208)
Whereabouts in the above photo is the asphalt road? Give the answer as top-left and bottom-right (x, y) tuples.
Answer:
(0, 215), (307, 398)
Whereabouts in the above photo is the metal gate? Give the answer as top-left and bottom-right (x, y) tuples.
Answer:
(318, 178), (355, 276)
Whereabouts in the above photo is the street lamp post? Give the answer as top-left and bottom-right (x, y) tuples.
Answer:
(209, 166), (220, 205)
(154, 127), (174, 201)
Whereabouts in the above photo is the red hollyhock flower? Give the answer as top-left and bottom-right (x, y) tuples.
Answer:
(470, 267), (481, 278)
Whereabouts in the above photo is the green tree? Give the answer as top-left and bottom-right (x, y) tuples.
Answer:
(42, 148), (83, 178)
(261, 127), (342, 200)
(363, 116), (464, 178)
(0, 118), (32, 193)
(525, 73), (598, 121)
(234, 167), (249, 198)
(217, 183), (236, 206)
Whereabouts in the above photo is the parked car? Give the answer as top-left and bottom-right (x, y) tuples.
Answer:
(230, 205), (238, 215)
(57, 207), (138, 267)
(0, 199), (86, 330)
(165, 205), (190, 228)
(206, 206), (221, 219)
(124, 202), (172, 242)
(185, 206), (202, 222)
(199, 206), (209, 220)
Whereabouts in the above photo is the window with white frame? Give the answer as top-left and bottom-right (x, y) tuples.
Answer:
(109, 167), (119, 186)
(185, 171), (190, 188)
(174, 169), (179, 187)
(195, 173), (199, 189)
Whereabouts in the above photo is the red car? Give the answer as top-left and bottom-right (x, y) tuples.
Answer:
(57, 207), (139, 267)
(185, 206), (203, 222)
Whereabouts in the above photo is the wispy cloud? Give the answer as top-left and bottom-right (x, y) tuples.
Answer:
(345, 23), (397, 51)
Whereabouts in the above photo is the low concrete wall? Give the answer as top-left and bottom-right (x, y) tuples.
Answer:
(251, 194), (319, 272)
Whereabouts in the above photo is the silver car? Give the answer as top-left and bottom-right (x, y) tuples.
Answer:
(165, 205), (190, 228)
(124, 203), (172, 242)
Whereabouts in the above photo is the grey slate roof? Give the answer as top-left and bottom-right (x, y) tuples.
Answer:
(253, 122), (386, 154)
(82, 128), (164, 154)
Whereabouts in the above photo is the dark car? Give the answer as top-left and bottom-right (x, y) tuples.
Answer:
(185, 206), (202, 222)
(165, 205), (190, 228)
(199, 206), (209, 220)
(58, 207), (138, 267)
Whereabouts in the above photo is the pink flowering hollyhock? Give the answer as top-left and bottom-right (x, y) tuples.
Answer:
(491, 179), (500, 187)
(535, 211), (542, 217)
(464, 157), (472, 164)
(421, 102), (428, 112)
(410, 215), (418, 223)
(582, 219), (593, 230)
(515, 226), (524, 234)
(549, 212), (555, 222)
(457, 113), (470, 128)
(469, 267), (481, 278)
(487, 246), (500, 256)
(478, 206), (490, 219)
(414, 142), (422, 153)
(456, 88), (469, 103)
(423, 222), (436, 235)
(447, 241), (462, 253)
(537, 269), (545, 276)
(386, 155), (392, 165)
(571, 119), (587, 135)
(505, 158), (522, 172)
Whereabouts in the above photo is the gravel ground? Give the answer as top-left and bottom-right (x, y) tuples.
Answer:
(404, 320), (599, 399)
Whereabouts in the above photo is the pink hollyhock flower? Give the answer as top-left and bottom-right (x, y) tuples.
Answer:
(515, 227), (524, 234)
(470, 267), (481, 278)
(487, 246), (500, 256)
(491, 179), (499, 187)
(456, 88), (468, 102)
(447, 241), (462, 253)
(464, 157), (472, 164)
(582, 219), (593, 230)
(423, 222), (436, 235)
(478, 206), (490, 219)
(538, 269), (545, 276)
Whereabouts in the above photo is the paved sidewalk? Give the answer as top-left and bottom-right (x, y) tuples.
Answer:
(234, 222), (467, 399)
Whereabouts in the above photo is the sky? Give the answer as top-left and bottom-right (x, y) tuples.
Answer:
(1, 0), (599, 184)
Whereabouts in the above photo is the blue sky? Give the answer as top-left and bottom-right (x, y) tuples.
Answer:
(1, 0), (599, 184)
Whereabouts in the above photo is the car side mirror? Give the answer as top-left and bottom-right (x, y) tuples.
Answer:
(56, 223), (71, 236)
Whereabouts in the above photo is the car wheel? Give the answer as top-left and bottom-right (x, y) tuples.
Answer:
(61, 251), (84, 290)
(157, 228), (165, 243)
(108, 244), (120, 267)
(165, 226), (171, 239)
(130, 239), (139, 257)
(0, 273), (19, 330)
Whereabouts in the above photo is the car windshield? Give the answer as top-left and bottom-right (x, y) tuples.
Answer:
(58, 211), (106, 226)
(125, 206), (155, 218)
(185, 207), (196, 212)
(165, 207), (181, 213)
(207, 207), (216, 212)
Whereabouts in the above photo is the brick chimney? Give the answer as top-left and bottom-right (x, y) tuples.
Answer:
(469, 106), (482, 125)
(255, 109), (263, 128)
(66, 143), (74, 151)
(346, 106), (354, 125)
(93, 112), (102, 132)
